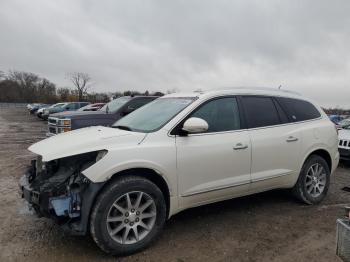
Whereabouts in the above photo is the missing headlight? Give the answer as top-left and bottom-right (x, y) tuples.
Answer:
(96, 150), (108, 163)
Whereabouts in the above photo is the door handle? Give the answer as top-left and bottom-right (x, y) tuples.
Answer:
(233, 143), (248, 150)
(286, 136), (298, 142)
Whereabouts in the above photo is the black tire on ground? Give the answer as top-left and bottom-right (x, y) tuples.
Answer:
(292, 155), (330, 205)
(90, 175), (166, 256)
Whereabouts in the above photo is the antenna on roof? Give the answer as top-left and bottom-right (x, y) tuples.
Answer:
(278, 85), (282, 90)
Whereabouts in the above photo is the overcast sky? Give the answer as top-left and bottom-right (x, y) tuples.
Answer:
(1, 0), (349, 107)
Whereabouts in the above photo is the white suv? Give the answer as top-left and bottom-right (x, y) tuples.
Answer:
(20, 88), (339, 255)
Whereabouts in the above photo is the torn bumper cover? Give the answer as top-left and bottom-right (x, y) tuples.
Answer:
(19, 153), (106, 235)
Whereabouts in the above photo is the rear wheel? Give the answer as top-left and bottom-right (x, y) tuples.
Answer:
(292, 155), (330, 204)
(90, 176), (166, 256)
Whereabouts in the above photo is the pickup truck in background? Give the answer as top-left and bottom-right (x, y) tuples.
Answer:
(46, 96), (158, 136)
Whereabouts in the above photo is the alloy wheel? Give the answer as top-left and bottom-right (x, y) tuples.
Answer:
(106, 191), (157, 245)
(305, 163), (327, 198)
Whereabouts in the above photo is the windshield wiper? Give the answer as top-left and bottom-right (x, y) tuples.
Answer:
(113, 125), (132, 131)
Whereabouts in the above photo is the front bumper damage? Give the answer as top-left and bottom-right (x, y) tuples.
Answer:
(19, 153), (106, 235)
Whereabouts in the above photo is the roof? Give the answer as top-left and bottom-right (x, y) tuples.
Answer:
(163, 87), (303, 100)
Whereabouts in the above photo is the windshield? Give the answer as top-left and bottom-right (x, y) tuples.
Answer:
(100, 97), (131, 113)
(112, 97), (195, 132)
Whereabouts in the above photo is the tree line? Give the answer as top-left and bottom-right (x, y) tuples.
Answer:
(323, 107), (350, 116)
(0, 70), (164, 104)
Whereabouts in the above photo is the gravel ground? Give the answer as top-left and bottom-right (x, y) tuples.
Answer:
(0, 108), (349, 262)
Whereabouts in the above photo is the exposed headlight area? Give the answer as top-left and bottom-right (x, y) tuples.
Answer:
(19, 150), (107, 231)
(96, 150), (108, 162)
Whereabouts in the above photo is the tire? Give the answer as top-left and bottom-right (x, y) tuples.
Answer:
(292, 155), (330, 204)
(90, 176), (166, 256)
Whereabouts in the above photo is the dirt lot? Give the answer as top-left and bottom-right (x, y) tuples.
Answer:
(0, 108), (349, 262)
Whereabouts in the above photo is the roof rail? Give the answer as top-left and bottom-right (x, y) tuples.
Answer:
(217, 86), (302, 96)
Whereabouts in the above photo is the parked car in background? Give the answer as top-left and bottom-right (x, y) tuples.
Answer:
(35, 107), (46, 119)
(78, 103), (106, 112)
(29, 104), (50, 114)
(42, 102), (90, 120)
(339, 125), (350, 161)
(329, 115), (345, 125)
(27, 103), (34, 110)
(338, 118), (350, 129)
(20, 88), (339, 255)
(46, 96), (157, 136)
(36, 103), (67, 119)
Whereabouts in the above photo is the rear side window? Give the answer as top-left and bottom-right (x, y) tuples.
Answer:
(189, 97), (241, 133)
(242, 96), (280, 128)
(276, 97), (321, 122)
(273, 99), (289, 124)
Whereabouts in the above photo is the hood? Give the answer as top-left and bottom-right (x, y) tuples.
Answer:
(339, 129), (350, 140)
(50, 110), (109, 119)
(29, 126), (146, 162)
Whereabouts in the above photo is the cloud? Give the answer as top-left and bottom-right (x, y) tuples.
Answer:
(0, 0), (349, 107)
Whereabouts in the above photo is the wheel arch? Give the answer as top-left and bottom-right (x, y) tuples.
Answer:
(100, 167), (171, 218)
(302, 148), (332, 172)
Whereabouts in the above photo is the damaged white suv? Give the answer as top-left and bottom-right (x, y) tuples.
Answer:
(20, 89), (339, 255)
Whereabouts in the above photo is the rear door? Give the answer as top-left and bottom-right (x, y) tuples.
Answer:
(241, 96), (302, 190)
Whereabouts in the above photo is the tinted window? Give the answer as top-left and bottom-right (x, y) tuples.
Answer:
(242, 96), (280, 128)
(80, 102), (89, 108)
(190, 97), (241, 133)
(127, 98), (154, 110)
(65, 103), (74, 110)
(273, 99), (289, 124)
(277, 97), (321, 122)
(100, 97), (131, 113)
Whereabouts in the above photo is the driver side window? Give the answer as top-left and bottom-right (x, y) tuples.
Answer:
(189, 97), (241, 133)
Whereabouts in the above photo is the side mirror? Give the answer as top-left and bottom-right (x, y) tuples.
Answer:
(182, 117), (208, 134)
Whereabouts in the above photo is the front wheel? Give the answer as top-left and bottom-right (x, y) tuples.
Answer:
(90, 176), (166, 256)
(292, 155), (330, 204)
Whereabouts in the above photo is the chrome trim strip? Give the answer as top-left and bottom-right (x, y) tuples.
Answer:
(181, 172), (292, 197)
(181, 181), (250, 197)
(251, 172), (292, 183)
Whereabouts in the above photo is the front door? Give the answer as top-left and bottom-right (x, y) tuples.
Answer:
(175, 97), (251, 208)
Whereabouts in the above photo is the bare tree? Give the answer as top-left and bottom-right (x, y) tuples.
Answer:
(0, 71), (5, 80)
(68, 72), (91, 101)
